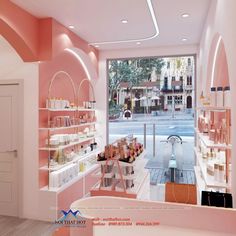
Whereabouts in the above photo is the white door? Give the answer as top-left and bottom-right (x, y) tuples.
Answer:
(0, 84), (18, 216)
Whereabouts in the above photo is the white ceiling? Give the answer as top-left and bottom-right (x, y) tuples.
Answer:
(11, 0), (211, 50)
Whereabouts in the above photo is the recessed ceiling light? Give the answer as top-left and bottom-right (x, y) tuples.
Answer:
(68, 25), (75, 29)
(121, 19), (128, 24)
(136, 42), (141, 45)
(182, 13), (190, 18)
(182, 38), (187, 42)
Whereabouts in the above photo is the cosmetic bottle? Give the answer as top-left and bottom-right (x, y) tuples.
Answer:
(223, 86), (230, 107)
(216, 87), (223, 107)
(218, 164), (225, 183)
(210, 87), (217, 106)
(214, 163), (219, 181)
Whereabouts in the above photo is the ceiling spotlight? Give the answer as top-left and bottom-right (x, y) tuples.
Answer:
(182, 13), (190, 18)
(136, 42), (141, 45)
(182, 38), (187, 42)
(121, 19), (128, 24)
(68, 25), (75, 29)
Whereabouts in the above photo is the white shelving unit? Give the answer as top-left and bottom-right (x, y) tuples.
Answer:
(38, 73), (101, 221)
(40, 149), (101, 171)
(40, 164), (99, 193)
(194, 106), (231, 203)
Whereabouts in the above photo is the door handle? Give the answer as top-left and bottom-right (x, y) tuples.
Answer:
(6, 150), (17, 152)
(0, 150), (17, 153)
(0, 150), (17, 157)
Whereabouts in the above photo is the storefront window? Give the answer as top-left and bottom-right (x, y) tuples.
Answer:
(108, 56), (195, 203)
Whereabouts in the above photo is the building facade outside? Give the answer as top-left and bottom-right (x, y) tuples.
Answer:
(110, 56), (194, 116)
(160, 57), (194, 112)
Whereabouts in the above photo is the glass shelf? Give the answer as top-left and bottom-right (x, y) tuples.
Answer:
(39, 122), (97, 131)
(196, 129), (232, 150)
(39, 136), (97, 151)
(39, 107), (95, 112)
(196, 106), (230, 112)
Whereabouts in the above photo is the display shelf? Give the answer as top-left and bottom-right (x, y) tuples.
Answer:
(115, 169), (149, 194)
(39, 107), (77, 112)
(118, 151), (146, 167)
(115, 173), (136, 180)
(39, 136), (97, 151)
(91, 149), (148, 198)
(94, 171), (114, 178)
(40, 164), (99, 193)
(96, 160), (114, 166)
(39, 122), (97, 131)
(196, 130), (232, 150)
(194, 148), (228, 188)
(93, 169), (149, 195)
(77, 108), (96, 112)
(95, 172), (136, 180)
(196, 106), (231, 112)
(39, 149), (101, 171)
(96, 151), (146, 167)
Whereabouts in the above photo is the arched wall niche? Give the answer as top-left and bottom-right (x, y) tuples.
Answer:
(39, 47), (98, 108)
(65, 47), (98, 81)
(206, 33), (230, 94)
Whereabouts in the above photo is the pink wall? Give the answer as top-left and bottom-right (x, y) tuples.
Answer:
(213, 41), (229, 88)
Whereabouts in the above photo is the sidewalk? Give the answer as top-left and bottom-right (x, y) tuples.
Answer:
(110, 111), (194, 122)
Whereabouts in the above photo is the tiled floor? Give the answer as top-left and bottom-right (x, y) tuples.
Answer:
(149, 168), (196, 185)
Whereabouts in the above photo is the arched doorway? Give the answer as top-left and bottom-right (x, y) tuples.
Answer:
(186, 96), (192, 108)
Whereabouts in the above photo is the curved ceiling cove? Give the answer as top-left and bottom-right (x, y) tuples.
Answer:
(12, 0), (211, 50)
(89, 0), (159, 46)
(0, 19), (37, 62)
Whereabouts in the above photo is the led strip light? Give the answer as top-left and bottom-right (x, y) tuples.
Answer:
(65, 48), (92, 80)
(210, 36), (222, 87)
(88, 0), (159, 46)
